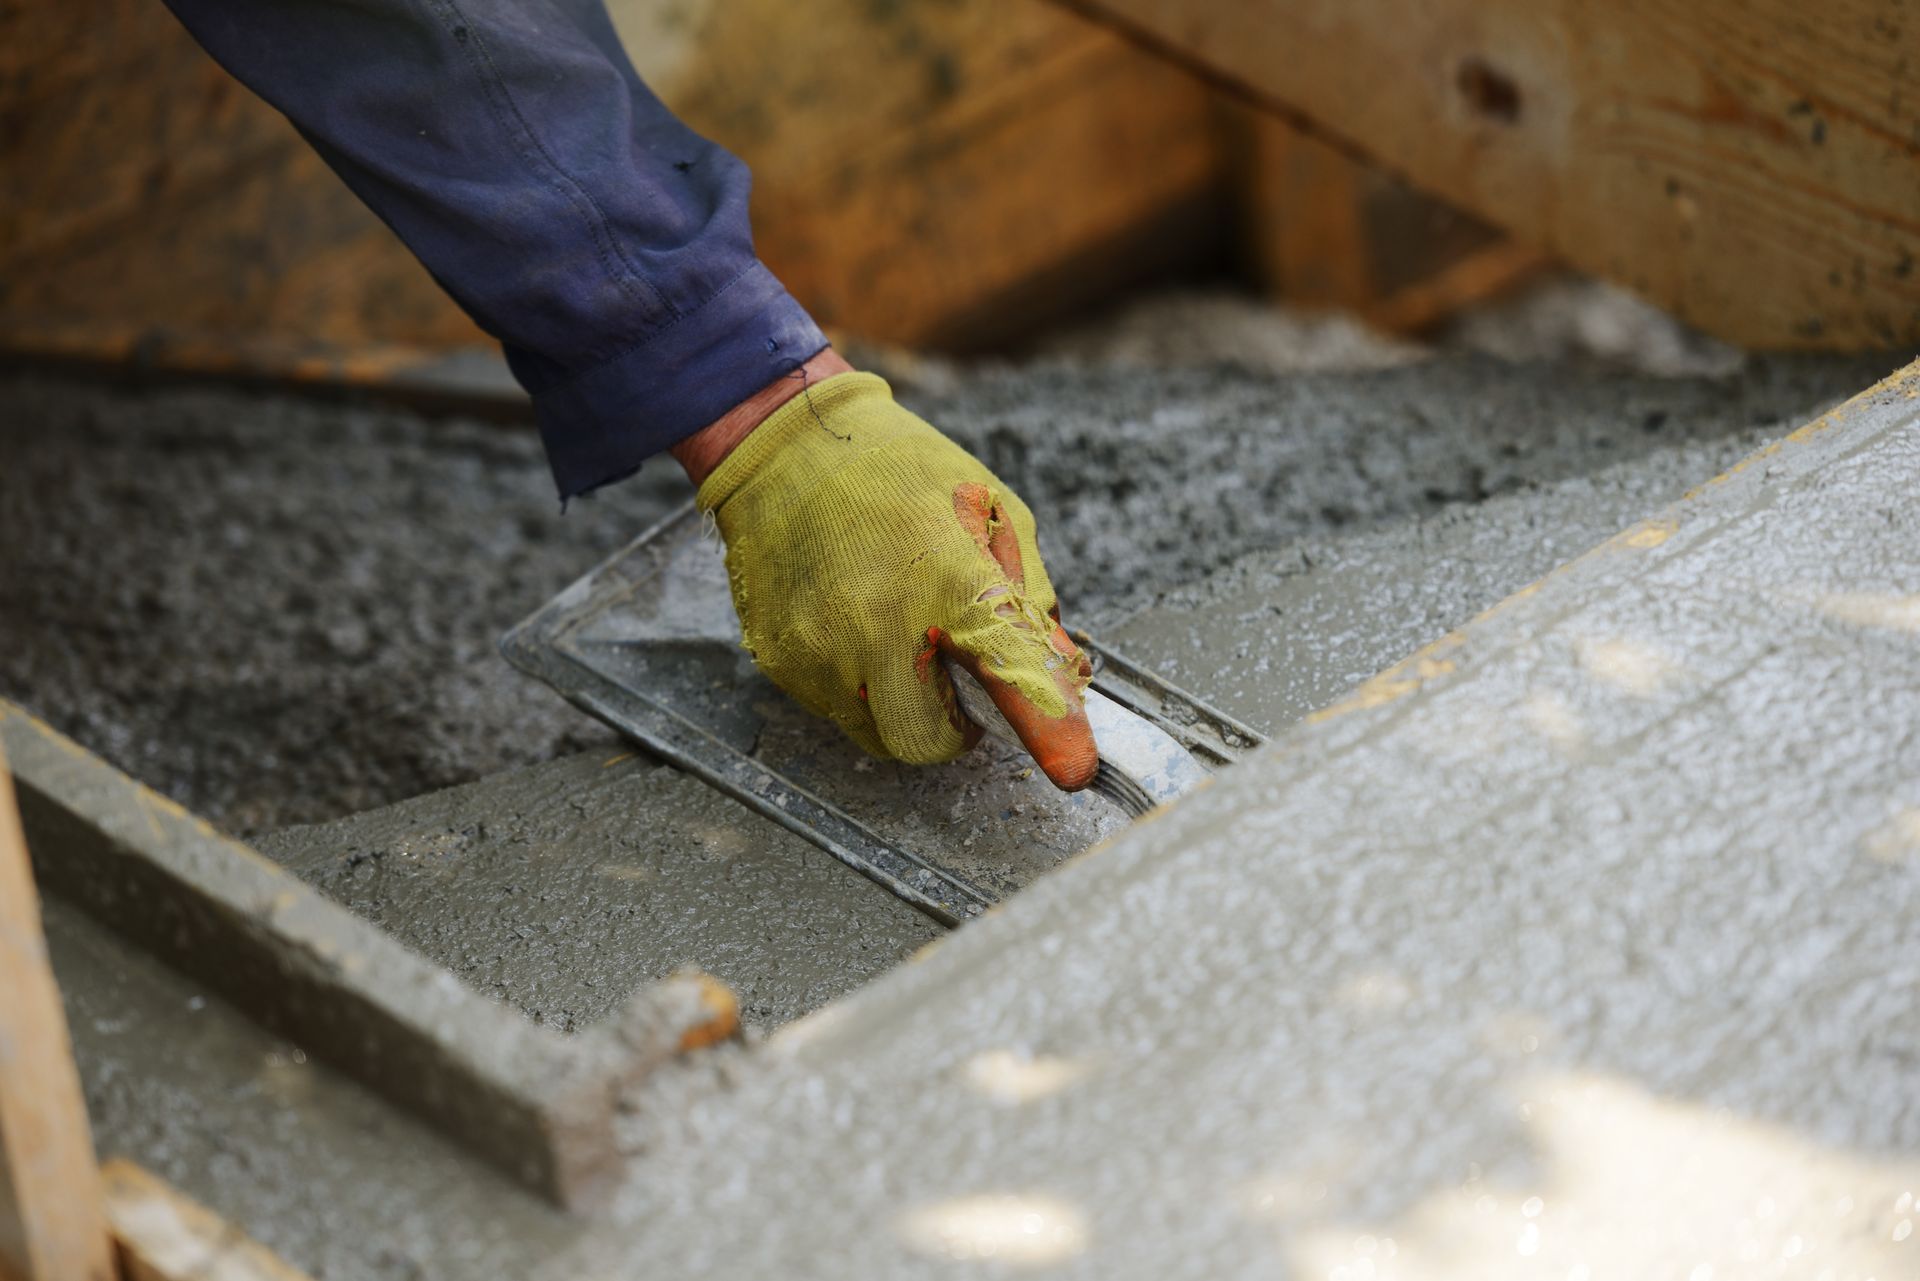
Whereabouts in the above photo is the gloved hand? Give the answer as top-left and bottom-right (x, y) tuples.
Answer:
(696, 371), (1097, 789)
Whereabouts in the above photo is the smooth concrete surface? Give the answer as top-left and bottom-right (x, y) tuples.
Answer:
(1, 702), (732, 1208)
(43, 897), (574, 1281)
(534, 364), (1920, 1277)
(1105, 425), (1806, 734)
(258, 750), (941, 1032)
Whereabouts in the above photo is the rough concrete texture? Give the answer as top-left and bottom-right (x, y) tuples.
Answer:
(0, 345), (1891, 836)
(550, 365), (1920, 1278)
(1, 701), (730, 1207)
(44, 897), (572, 1281)
(257, 750), (941, 1032)
(931, 353), (1893, 629)
(0, 381), (677, 835)
(92, 352), (1919, 1281)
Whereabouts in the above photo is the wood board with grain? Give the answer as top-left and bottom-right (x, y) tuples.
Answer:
(0, 749), (116, 1281)
(0, 0), (1220, 355)
(1065, 0), (1920, 349)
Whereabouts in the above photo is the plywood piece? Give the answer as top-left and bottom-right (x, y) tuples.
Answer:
(1067, 0), (1920, 349)
(102, 1161), (312, 1281)
(0, 748), (115, 1281)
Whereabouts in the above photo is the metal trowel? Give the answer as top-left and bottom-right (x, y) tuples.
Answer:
(503, 503), (1262, 925)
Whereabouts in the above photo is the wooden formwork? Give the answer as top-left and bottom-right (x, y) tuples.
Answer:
(1063, 0), (1920, 349)
(0, 0), (1541, 390)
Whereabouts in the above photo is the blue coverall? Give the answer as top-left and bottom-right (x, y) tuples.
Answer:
(161, 0), (830, 500)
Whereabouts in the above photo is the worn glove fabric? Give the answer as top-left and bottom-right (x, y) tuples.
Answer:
(697, 372), (1095, 787)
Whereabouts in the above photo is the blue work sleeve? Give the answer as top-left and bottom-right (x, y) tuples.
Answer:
(160, 0), (828, 500)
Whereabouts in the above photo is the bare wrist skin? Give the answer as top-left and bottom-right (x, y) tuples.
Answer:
(671, 347), (855, 486)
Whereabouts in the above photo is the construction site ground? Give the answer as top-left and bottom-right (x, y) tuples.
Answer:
(3, 284), (1916, 1278)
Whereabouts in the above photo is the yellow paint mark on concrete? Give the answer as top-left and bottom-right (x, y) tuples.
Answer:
(1618, 519), (1676, 549)
(1785, 415), (1838, 444)
(1309, 641), (1461, 724)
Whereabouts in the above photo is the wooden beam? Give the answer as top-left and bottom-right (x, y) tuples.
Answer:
(0, 747), (116, 1281)
(1062, 0), (1920, 350)
(101, 1162), (313, 1281)
(2, 0), (1223, 356)
(1225, 104), (1548, 331)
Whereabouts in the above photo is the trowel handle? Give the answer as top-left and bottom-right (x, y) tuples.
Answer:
(945, 659), (1029, 754)
(943, 660), (1209, 819)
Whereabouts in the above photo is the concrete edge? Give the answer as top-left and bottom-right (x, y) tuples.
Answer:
(772, 357), (1920, 1050)
(1301, 357), (1920, 730)
(0, 703), (739, 1212)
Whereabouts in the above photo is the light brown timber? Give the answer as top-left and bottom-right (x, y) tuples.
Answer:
(102, 1162), (313, 1281)
(0, 748), (116, 1281)
(1063, 0), (1920, 349)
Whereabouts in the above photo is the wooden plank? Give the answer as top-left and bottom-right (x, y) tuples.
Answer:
(1063, 0), (1920, 349)
(1225, 104), (1546, 331)
(0, 6), (291, 274)
(102, 1161), (312, 1281)
(2, 0), (1223, 356)
(0, 747), (115, 1281)
(0, 143), (489, 353)
(743, 31), (1222, 346)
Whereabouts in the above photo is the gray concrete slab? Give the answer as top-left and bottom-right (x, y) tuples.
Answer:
(257, 750), (941, 1032)
(0, 350), (1889, 835)
(2, 703), (736, 1208)
(43, 897), (576, 1280)
(544, 364), (1920, 1277)
(1105, 426), (1813, 734)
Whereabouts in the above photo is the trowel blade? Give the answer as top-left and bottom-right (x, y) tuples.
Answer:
(502, 503), (1263, 926)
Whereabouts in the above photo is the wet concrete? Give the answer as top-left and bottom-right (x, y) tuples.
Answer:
(257, 750), (940, 1032)
(44, 897), (574, 1281)
(0, 350), (1888, 836)
(0, 380), (678, 835)
(17, 328), (1918, 1275)
(1105, 425), (1804, 732)
(559, 365), (1920, 1278)
(930, 353), (1893, 629)
(2, 700), (730, 1206)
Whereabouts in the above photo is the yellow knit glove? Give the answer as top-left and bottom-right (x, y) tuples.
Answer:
(696, 372), (1096, 788)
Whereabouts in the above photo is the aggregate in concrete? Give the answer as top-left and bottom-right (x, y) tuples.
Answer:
(258, 750), (941, 1032)
(44, 897), (573, 1281)
(0, 349), (1892, 835)
(2, 701), (732, 1207)
(557, 364), (1920, 1278)
(0, 380), (679, 835)
(228, 350), (1872, 1043)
